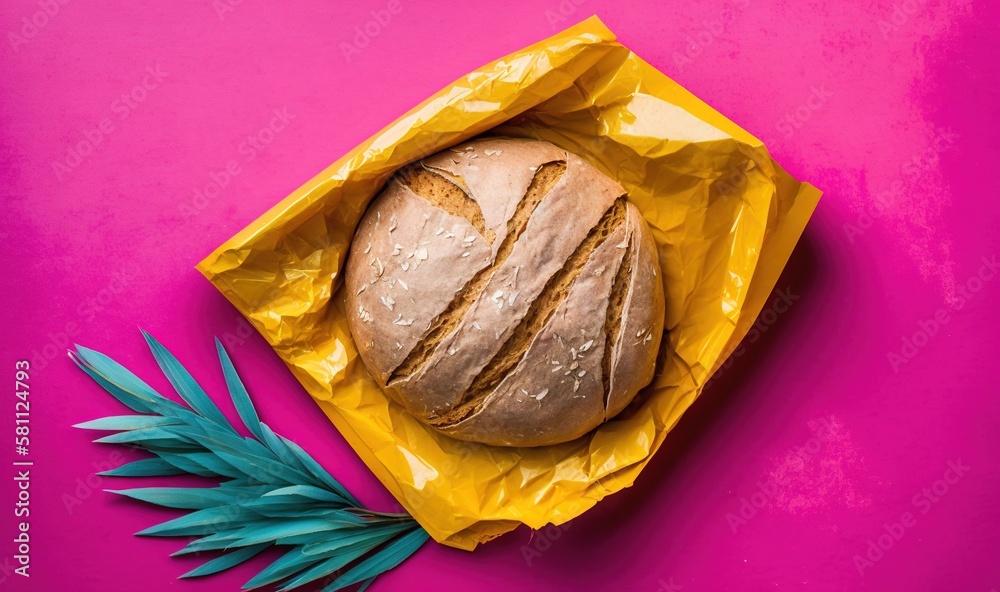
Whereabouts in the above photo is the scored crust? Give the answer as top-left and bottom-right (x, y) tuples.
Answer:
(344, 138), (665, 447)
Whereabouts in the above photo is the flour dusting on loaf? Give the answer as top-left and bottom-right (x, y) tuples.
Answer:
(344, 138), (665, 447)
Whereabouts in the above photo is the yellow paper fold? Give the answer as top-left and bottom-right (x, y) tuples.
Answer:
(198, 16), (821, 550)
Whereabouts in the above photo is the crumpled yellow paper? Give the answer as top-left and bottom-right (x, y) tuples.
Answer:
(197, 16), (821, 550)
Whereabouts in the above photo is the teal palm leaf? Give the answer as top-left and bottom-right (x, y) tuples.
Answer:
(71, 332), (428, 591)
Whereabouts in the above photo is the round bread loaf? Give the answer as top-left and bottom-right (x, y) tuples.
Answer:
(344, 138), (664, 447)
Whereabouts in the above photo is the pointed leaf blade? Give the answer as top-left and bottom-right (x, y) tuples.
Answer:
(262, 485), (348, 505)
(321, 527), (429, 591)
(243, 547), (323, 590)
(107, 487), (239, 510)
(226, 518), (341, 547)
(71, 350), (154, 413)
(98, 458), (186, 477)
(277, 433), (359, 506)
(75, 415), (180, 431)
(258, 424), (312, 478)
(141, 331), (233, 430)
(216, 338), (265, 441)
(136, 506), (255, 537)
(93, 426), (193, 447)
(180, 543), (270, 578)
(276, 541), (380, 592)
(301, 521), (413, 556)
(156, 451), (240, 479)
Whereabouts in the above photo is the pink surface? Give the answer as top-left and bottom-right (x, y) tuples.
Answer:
(2, 1), (998, 590)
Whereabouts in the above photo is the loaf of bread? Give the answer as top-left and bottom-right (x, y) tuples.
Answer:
(344, 138), (664, 447)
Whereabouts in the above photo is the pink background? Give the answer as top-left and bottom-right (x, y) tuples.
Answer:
(2, 1), (998, 590)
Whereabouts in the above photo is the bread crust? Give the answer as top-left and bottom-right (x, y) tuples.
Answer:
(344, 138), (664, 447)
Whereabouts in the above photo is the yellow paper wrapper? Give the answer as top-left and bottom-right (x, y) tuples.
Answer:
(197, 16), (821, 550)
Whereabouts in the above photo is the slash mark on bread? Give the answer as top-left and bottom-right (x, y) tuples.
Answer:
(602, 231), (634, 417)
(398, 165), (494, 243)
(431, 198), (628, 427)
(388, 161), (567, 384)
